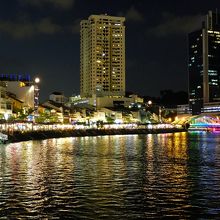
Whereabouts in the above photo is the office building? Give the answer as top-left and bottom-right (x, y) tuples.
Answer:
(80, 14), (126, 98)
(188, 10), (220, 114)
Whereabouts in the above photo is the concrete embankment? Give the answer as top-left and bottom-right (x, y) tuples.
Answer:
(7, 128), (187, 143)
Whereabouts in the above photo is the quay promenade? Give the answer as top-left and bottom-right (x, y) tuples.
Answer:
(1, 123), (187, 143)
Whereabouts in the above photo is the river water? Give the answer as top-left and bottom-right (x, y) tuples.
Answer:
(0, 132), (220, 219)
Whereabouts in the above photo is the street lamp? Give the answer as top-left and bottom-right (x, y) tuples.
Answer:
(159, 106), (162, 123)
(35, 77), (40, 84)
(34, 77), (40, 118)
(147, 100), (152, 106)
(4, 113), (9, 134)
(147, 100), (162, 123)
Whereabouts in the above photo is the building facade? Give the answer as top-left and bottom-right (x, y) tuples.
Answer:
(80, 14), (126, 98)
(188, 10), (220, 114)
(0, 82), (12, 116)
(6, 81), (35, 110)
(49, 92), (66, 104)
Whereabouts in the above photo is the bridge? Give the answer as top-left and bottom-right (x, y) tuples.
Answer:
(173, 114), (220, 131)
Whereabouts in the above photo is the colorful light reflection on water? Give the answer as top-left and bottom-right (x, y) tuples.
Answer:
(0, 132), (220, 218)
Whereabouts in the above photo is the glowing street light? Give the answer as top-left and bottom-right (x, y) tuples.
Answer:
(34, 77), (40, 118)
(147, 100), (152, 105)
(147, 100), (163, 123)
(35, 77), (40, 84)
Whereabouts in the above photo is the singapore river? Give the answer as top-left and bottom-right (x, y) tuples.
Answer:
(0, 132), (220, 219)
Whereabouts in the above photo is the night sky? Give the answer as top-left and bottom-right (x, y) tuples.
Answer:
(0, 0), (219, 101)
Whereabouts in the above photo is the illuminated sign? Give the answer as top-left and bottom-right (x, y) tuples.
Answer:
(0, 73), (31, 82)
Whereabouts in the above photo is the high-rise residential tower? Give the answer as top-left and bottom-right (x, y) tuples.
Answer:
(188, 10), (220, 114)
(80, 14), (125, 98)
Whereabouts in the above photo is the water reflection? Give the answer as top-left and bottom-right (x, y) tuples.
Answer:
(0, 132), (220, 218)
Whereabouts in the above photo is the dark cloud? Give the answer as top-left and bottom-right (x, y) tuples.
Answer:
(71, 18), (81, 34)
(19, 0), (74, 10)
(126, 6), (144, 22)
(0, 18), (62, 38)
(118, 6), (144, 22)
(37, 18), (62, 34)
(147, 13), (204, 37)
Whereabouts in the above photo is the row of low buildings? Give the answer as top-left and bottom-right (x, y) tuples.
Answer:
(39, 92), (148, 124)
(0, 78), (151, 124)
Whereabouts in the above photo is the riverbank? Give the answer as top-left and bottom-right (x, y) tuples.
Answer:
(7, 127), (187, 143)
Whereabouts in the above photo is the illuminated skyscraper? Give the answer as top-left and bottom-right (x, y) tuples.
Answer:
(188, 10), (220, 114)
(80, 14), (125, 98)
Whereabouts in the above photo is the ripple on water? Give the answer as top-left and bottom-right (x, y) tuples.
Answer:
(0, 133), (220, 218)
